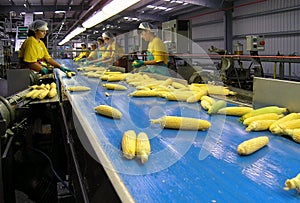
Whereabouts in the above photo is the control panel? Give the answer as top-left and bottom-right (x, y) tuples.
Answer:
(246, 35), (265, 51)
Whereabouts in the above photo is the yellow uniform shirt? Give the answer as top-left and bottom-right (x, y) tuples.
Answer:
(148, 37), (168, 65)
(102, 41), (124, 60)
(87, 50), (98, 60)
(18, 36), (51, 62)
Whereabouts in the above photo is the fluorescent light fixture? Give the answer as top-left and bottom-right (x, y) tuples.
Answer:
(55, 11), (66, 14)
(82, 11), (108, 28)
(147, 5), (155, 9)
(33, 12), (43, 15)
(82, 0), (140, 29)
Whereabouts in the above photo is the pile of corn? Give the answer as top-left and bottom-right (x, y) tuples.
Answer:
(25, 82), (57, 100)
(125, 73), (237, 103)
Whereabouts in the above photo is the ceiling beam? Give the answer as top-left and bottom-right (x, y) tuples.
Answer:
(1, 5), (89, 15)
(183, 0), (230, 8)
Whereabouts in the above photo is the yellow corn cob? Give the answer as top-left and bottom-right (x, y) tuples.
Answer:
(208, 100), (227, 114)
(161, 78), (173, 86)
(243, 113), (283, 126)
(283, 173), (300, 192)
(50, 82), (56, 89)
(48, 87), (57, 98)
(103, 83), (127, 91)
(94, 105), (122, 119)
(164, 91), (194, 101)
(87, 72), (102, 78)
(107, 74), (127, 82)
(68, 86), (91, 92)
(103, 71), (122, 75)
(136, 132), (151, 164)
(45, 84), (50, 90)
(240, 106), (288, 121)
(152, 85), (173, 92)
(237, 136), (269, 155)
(217, 106), (253, 116)
(200, 100), (212, 110)
(66, 71), (76, 78)
(201, 95), (216, 105)
(172, 82), (187, 89)
(150, 116), (211, 131)
(122, 130), (137, 159)
(25, 89), (40, 98)
(31, 89), (45, 99)
(278, 119), (300, 131)
(105, 92), (110, 97)
(186, 90), (207, 103)
(101, 75), (109, 81)
(129, 90), (158, 97)
(285, 129), (300, 143)
(269, 113), (300, 133)
(245, 120), (277, 132)
(37, 89), (50, 100)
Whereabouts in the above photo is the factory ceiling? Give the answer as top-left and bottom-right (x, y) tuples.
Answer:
(0, 0), (234, 48)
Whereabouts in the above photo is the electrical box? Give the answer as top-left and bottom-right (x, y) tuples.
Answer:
(162, 20), (191, 54)
(15, 26), (28, 51)
(246, 35), (265, 52)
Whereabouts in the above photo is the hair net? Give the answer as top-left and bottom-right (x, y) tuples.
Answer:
(29, 20), (49, 31)
(138, 22), (155, 31)
(97, 36), (104, 42)
(102, 32), (113, 39)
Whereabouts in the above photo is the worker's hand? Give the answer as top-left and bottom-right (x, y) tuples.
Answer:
(132, 60), (144, 68)
(60, 65), (71, 73)
(40, 67), (48, 75)
(86, 61), (93, 65)
(80, 58), (86, 63)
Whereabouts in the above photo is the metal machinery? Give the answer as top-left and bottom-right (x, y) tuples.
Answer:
(204, 35), (265, 90)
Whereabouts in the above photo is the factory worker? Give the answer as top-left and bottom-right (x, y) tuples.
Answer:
(86, 42), (98, 61)
(18, 20), (70, 74)
(73, 43), (89, 62)
(132, 22), (170, 76)
(97, 36), (107, 58)
(88, 32), (124, 66)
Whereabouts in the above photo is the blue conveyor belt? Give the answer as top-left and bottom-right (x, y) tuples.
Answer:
(57, 59), (300, 203)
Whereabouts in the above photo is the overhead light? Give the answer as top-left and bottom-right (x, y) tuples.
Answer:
(82, 0), (140, 29)
(33, 12), (43, 15)
(55, 11), (66, 14)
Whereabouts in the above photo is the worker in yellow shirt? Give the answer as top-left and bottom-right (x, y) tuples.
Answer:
(132, 22), (170, 76)
(97, 36), (107, 59)
(87, 32), (124, 66)
(18, 20), (70, 74)
(73, 43), (89, 62)
(86, 42), (98, 61)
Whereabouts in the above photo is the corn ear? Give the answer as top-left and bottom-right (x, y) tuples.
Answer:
(129, 90), (158, 97)
(278, 119), (300, 131)
(283, 173), (300, 191)
(25, 89), (39, 98)
(217, 106), (253, 116)
(269, 113), (300, 133)
(201, 96), (216, 105)
(68, 86), (91, 92)
(186, 90), (207, 103)
(136, 132), (151, 164)
(243, 113), (283, 126)
(172, 82), (187, 89)
(245, 120), (276, 132)
(150, 116), (211, 131)
(122, 130), (137, 159)
(94, 105), (122, 119)
(107, 74), (127, 82)
(208, 100), (227, 114)
(200, 100), (212, 110)
(240, 106), (288, 122)
(237, 136), (269, 155)
(161, 78), (173, 86)
(31, 89), (45, 99)
(48, 87), (57, 98)
(103, 83), (127, 90)
(164, 91), (193, 101)
(285, 129), (300, 143)
(37, 89), (50, 100)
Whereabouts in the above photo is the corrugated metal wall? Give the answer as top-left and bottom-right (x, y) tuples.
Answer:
(179, 0), (300, 79)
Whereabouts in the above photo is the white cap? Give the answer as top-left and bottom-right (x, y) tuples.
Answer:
(138, 22), (154, 31)
(29, 20), (49, 31)
(102, 32), (113, 39)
